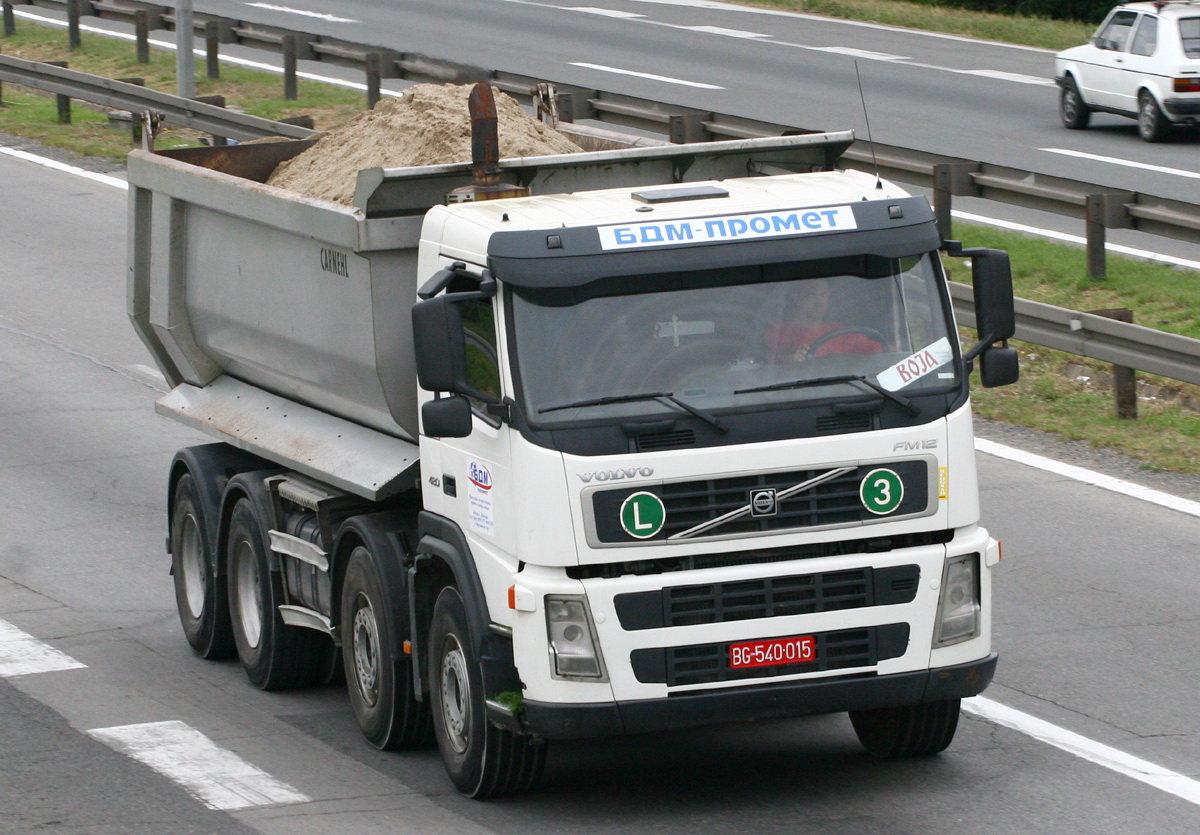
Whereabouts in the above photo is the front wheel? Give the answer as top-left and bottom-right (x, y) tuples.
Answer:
(341, 545), (431, 749)
(428, 586), (546, 798)
(849, 698), (961, 758)
(1059, 77), (1090, 130)
(1138, 91), (1170, 142)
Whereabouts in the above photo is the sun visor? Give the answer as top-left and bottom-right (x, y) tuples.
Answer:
(489, 196), (940, 292)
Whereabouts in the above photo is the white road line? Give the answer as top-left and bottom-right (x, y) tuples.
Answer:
(975, 438), (1200, 519)
(244, 3), (357, 23)
(957, 69), (1055, 86)
(87, 721), (310, 810)
(811, 46), (909, 61)
(0, 146), (128, 190)
(1042, 148), (1200, 180)
(569, 62), (724, 89)
(681, 25), (769, 39)
(952, 209), (1200, 271)
(964, 697), (1200, 807)
(0, 619), (87, 677)
(567, 6), (646, 18)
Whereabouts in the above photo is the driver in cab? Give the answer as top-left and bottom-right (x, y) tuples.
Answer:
(767, 277), (884, 363)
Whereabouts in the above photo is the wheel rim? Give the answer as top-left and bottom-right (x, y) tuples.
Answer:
(1063, 89), (1078, 121)
(233, 540), (262, 649)
(439, 635), (471, 754)
(351, 594), (380, 707)
(1140, 96), (1156, 134)
(178, 513), (206, 620)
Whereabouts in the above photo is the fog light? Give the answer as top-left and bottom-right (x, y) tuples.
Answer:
(934, 554), (980, 647)
(546, 595), (606, 680)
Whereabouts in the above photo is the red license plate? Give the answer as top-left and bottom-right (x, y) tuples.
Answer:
(728, 635), (816, 669)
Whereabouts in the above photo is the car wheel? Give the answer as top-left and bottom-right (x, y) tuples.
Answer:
(1138, 91), (1170, 142)
(1059, 77), (1090, 130)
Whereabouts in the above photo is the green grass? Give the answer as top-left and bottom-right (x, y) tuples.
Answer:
(729, 0), (1096, 50)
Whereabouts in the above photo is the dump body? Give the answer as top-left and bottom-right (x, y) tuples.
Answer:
(127, 131), (853, 497)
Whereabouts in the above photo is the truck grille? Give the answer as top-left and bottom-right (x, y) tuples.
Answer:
(591, 460), (929, 544)
(614, 565), (919, 630)
(630, 623), (910, 686)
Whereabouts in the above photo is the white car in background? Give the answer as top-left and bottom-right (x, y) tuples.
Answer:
(1055, 1), (1200, 141)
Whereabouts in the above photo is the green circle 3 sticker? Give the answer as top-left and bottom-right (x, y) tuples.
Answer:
(860, 468), (904, 515)
(620, 491), (666, 539)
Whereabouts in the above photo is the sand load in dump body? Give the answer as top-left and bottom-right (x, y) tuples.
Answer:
(126, 129), (854, 499)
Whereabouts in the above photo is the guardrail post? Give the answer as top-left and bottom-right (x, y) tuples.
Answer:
(205, 21), (220, 79)
(282, 34), (299, 100)
(43, 60), (71, 122)
(134, 10), (149, 63)
(117, 77), (145, 143)
(67, 0), (81, 50)
(1090, 307), (1138, 419)
(668, 113), (705, 144)
(932, 163), (978, 242)
(365, 51), (382, 108)
(1084, 192), (1136, 280)
(3, 2), (15, 37)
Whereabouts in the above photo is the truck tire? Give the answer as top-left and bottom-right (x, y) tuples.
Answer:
(341, 545), (432, 749)
(1059, 77), (1090, 130)
(226, 497), (329, 690)
(170, 473), (235, 659)
(1138, 91), (1170, 142)
(428, 586), (545, 798)
(849, 698), (961, 758)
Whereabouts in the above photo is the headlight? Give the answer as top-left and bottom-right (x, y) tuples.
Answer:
(934, 554), (980, 647)
(545, 594), (606, 680)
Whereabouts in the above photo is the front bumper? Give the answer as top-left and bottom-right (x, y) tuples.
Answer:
(523, 653), (996, 739)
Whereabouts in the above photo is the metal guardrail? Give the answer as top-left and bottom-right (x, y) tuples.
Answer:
(3, 0), (1200, 387)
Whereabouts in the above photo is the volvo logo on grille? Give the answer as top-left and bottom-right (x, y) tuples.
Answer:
(749, 488), (778, 517)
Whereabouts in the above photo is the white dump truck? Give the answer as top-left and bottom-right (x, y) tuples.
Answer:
(128, 98), (1017, 797)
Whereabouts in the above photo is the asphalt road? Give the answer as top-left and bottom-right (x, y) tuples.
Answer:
(4, 129), (1200, 831)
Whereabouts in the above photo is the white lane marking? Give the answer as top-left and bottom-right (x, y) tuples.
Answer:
(811, 46), (908, 61)
(0, 146), (127, 190)
(244, 2), (357, 23)
(567, 6), (646, 17)
(957, 68), (1054, 86)
(0, 619), (87, 677)
(975, 438), (1200, 520)
(1042, 148), (1200, 181)
(952, 209), (1200, 271)
(965, 697), (1200, 807)
(570, 62), (724, 89)
(87, 721), (310, 810)
(682, 25), (769, 39)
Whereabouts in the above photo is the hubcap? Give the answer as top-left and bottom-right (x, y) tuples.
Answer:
(439, 635), (471, 754)
(351, 595), (380, 707)
(233, 540), (262, 649)
(178, 513), (206, 619)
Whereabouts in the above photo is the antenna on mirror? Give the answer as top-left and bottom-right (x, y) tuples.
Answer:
(853, 61), (883, 191)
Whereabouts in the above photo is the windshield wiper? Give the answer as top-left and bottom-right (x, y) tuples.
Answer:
(734, 374), (920, 416)
(539, 391), (727, 432)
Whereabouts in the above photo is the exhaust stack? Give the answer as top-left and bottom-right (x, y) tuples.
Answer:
(449, 83), (529, 202)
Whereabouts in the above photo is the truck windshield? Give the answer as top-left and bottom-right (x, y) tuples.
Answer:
(510, 253), (959, 426)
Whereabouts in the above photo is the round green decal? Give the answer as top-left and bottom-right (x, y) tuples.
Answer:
(860, 468), (904, 515)
(620, 491), (666, 539)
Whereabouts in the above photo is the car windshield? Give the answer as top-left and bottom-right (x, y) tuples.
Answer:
(510, 253), (960, 426)
(1181, 17), (1200, 58)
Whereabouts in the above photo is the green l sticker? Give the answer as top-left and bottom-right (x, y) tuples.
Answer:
(860, 468), (904, 515)
(620, 491), (666, 539)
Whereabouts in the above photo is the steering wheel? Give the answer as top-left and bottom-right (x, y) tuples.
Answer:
(805, 326), (885, 357)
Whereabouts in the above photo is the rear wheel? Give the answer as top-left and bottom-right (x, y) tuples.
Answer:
(1059, 77), (1090, 130)
(226, 498), (329, 690)
(428, 586), (545, 797)
(170, 473), (234, 659)
(849, 698), (961, 758)
(341, 545), (431, 749)
(1138, 91), (1170, 142)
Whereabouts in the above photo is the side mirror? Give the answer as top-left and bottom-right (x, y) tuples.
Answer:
(979, 346), (1019, 388)
(969, 248), (1015, 344)
(412, 295), (468, 393)
(422, 395), (473, 438)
